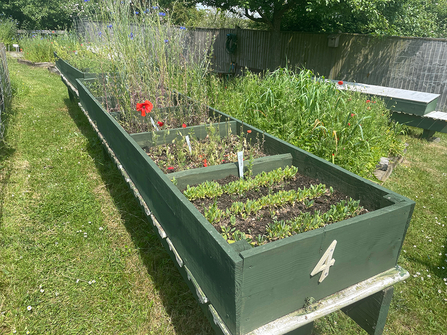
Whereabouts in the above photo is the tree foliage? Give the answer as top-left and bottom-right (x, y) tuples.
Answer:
(0, 0), (80, 29)
(198, 0), (302, 32)
(282, 0), (447, 37)
(196, 0), (447, 37)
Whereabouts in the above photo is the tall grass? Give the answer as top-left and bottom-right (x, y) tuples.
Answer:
(208, 68), (406, 178)
(18, 34), (57, 62)
(78, 0), (214, 130)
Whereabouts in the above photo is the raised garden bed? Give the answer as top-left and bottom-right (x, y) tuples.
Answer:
(132, 121), (266, 174)
(76, 77), (414, 335)
(54, 53), (97, 98)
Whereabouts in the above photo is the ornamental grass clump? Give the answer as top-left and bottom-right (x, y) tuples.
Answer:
(208, 68), (406, 178)
(80, 0), (214, 131)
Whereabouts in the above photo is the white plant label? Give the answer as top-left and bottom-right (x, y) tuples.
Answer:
(150, 117), (159, 131)
(311, 240), (337, 283)
(237, 151), (244, 179)
(185, 135), (192, 153)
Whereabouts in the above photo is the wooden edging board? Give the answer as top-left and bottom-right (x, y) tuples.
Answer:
(55, 56), (96, 90)
(169, 153), (293, 191)
(333, 80), (439, 116)
(130, 121), (238, 148)
(77, 78), (415, 335)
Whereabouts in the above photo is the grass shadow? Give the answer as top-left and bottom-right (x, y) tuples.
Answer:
(63, 95), (213, 335)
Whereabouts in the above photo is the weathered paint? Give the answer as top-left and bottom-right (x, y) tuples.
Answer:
(246, 266), (409, 335)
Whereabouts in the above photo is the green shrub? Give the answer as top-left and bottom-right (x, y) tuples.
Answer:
(0, 15), (18, 49)
(208, 68), (405, 179)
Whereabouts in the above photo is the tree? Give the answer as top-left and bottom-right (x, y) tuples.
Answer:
(196, 0), (447, 37)
(0, 0), (80, 29)
(198, 0), (303, 32)
(282, 0), (446, 37)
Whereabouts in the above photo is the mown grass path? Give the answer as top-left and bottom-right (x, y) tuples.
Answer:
(0, 58), (212, 335)
(1, 56), (446, 335)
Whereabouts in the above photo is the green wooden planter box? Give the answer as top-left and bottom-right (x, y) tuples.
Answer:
(55, 54), (97, 92)
(77, 78), (414, 335)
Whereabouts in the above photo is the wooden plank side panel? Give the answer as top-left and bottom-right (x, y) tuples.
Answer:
(391, 112), (447, 133)
(77, 79), (242, 334)
(130, 121), (237, 148)
(238, 202), (413, 334)
(56, 58), (87, 89)
(170, 153), (293, 191)
(342, 286), (394, 335)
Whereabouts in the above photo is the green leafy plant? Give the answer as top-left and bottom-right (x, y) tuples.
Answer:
(208, 67), (406, 178)
(0, 15), (17, 49)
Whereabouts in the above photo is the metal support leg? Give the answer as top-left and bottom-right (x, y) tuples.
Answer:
(421, 129), (436, 140)
(342, 286), (394, 335)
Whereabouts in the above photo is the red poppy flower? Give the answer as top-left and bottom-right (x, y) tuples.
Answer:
(136, 100), (153, 117)
(167, 166), (174, 171)
(332, 153), (335, 156)
(182, 123), (187, 128)
(247, 130), (252, 133)
(203, 159), (208, 167)
(373, 101), (376, 103)
(348, 123), (351, 126)
(351, 113), (355, 117)
(157, 121), (164, 127)
(338, 81), (343, 85)
(366, 100), (370, 103)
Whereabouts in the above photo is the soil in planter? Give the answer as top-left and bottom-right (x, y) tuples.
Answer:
(146, 131), (266, 174)
(186, 172), (370, 246)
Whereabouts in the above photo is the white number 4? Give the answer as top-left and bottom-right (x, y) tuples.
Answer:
(311, 240), (337, 283)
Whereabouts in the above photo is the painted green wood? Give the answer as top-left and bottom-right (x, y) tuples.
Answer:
(55, 56), (96, 90)
(130, 121), (237, 148)
(237, 201), (412, 334)
(333, 80), (439, 116)
(342, 286), (394, 335)
(391, 111), (447, 134)
(77, 78), (243, 334)
(77, 80), (415, 335)
(169, 153), (293, 191)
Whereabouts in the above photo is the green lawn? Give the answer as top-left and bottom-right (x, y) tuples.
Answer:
(1, 56), (446, 335)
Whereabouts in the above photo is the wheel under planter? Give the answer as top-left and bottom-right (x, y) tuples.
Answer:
(76, 78), (414, 335)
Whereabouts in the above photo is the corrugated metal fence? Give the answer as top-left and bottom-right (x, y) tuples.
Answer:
(76, 18), (447, 111)
(0, 43), (12, 140)
(195, 29), (447, 111)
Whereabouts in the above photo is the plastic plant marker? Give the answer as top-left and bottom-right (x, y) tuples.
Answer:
(185, 135), (192, 153)
(238, 151), (244, 179)
(150, 117), (159, 131)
